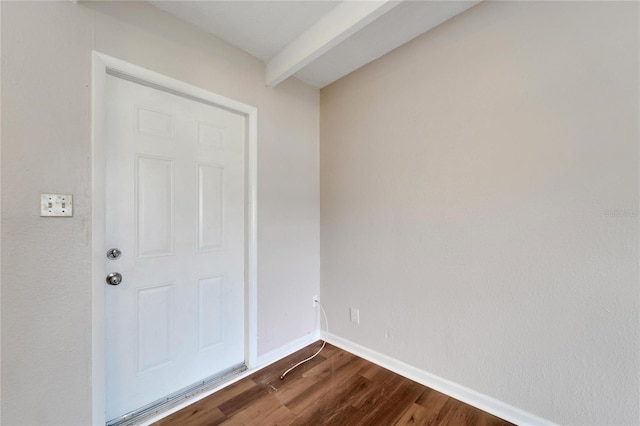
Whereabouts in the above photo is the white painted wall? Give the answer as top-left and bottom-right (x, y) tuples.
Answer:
(1, 1), (319, 424)
(321, 1), (639, 425)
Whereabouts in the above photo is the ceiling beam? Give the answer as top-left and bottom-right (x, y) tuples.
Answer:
(265, 0), (402, 88)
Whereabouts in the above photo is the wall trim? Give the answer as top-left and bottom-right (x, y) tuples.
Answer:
(91, 51), (258, 426)
(256, 331), (322, 367)
(323, 332), (555, 426)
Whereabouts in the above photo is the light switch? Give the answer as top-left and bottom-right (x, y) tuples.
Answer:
(40, 193), (73, 217)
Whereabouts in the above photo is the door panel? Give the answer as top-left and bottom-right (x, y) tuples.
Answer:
(104, 74), (246, 421)
(198, 164), (225, 251)
(136, 283), (175, 373)
(136, 156), (175, 257)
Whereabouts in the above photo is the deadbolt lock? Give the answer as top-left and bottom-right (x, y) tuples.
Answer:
(107, 248), (122, 260)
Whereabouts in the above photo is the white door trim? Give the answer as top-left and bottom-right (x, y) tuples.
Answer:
(91, 51), (258, 426)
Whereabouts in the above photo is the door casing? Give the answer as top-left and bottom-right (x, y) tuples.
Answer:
(91, 51), (258, 426)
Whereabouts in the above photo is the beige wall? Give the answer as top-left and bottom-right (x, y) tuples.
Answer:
(1, 2), (319, 424)
(321, 1), (639, 424)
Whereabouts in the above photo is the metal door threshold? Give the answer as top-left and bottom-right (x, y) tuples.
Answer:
(107, 363), (247, 426)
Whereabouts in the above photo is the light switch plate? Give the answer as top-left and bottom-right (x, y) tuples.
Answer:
(40, 193), (73, 217)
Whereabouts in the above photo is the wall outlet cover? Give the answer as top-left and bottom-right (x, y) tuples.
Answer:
(40, 193), (73, 217)
(350, 307), (360, 324)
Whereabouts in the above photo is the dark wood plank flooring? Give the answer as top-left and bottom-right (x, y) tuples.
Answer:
(153, 343), (514, 426)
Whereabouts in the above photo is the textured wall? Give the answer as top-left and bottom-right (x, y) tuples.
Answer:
(1, 2), (319, 425)
(321, 1), (639, 424)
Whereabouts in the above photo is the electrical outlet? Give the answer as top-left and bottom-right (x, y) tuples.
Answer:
(312, 295), (319, 307)
(350, 307), (360, 324)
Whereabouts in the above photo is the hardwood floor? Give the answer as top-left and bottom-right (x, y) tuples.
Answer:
(153, 343), (515, 426)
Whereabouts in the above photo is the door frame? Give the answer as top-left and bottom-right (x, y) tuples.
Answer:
(91, 51), (258, 425)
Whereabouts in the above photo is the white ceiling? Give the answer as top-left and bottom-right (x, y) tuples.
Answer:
(150, 1), (480, 89)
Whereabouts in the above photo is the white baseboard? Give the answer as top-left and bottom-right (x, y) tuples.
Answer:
(323, 332), (555, 426)
(141, 330), (552, 426)
(256, 330), (322, 368)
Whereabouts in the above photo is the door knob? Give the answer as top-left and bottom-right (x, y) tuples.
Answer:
(106, 272), (123, 286)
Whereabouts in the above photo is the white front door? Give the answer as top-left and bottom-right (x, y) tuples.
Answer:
(104, 74), (246, 421)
